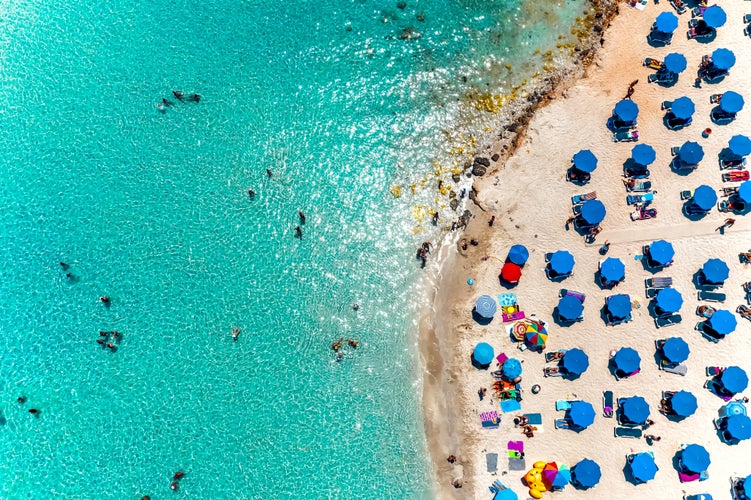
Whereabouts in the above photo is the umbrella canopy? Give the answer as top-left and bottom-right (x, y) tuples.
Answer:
(707, 309), (737, 335)
(473, 342), (494, 365)
(661, 337), (690, 364)
(525, 327), (548, 348)
(655, 287), (683, 314)
(629, 452), (658, 483)
(679, 141), (704, 164)
(722, 400), (747, 417)
(571, 459), (601, 488)
(542, 462), (571, 490)
(568, 401), (596, 429)
(670, 390), (698, 418)
(501, 262), (522, 283)
(711, 48), (735, 71)
(614, 99), (639, 122)
(739, 181), (751, 204)
(606, 294), (632, 320)
(502, 358), (523, 379)
(549, 250), (575, 275)
(508, 244), (529, 266)
(474, 295), (497, 318)
(703, 5), (727, 28)
(557, 295), (584, 321)
(648, 239), (674, 266)
(720, 91), (744, 114)
(631, 144), (656, 166)
(613, 347), (641, 375)
(493, 489), (519, 500)
(601, 257), (626, 283)
(671, 96), (695, 120)
(681, 444), (710, 474)
(562, 348), (589, 375)
(663, 53), (687, 74)
(691, 185), (718, 211)
(655, 11), (679, 33)
(702, 258), (729, 284)
(573, 149), (598, 173)
(725, 414), (751, 441)
(720, 366), (749, 394)
(580, 199), (606, 225)
(729, 135), (751, 157)
(621, 396), (650, 424)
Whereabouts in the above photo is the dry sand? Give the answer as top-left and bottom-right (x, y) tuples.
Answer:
(421, 2), (751, 498)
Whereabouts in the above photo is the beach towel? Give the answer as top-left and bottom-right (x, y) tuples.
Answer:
(523, 413), (543, 425)
(509, 457), (526, 471)
(496, 352), (509, 365)
(481, 411), (501, 428)
(486, 453), (498, 472)
(507, 440), (524, 458)
(500, 400), (522, 413)
(679, 471), (700, 483)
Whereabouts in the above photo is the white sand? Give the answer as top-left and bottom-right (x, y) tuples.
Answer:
(422, 2), (751, 498)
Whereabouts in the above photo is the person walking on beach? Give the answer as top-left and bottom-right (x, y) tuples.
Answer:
(488, 215), (495, 227)
(716, 218), (736, 232)
(625, 79), (638, 99)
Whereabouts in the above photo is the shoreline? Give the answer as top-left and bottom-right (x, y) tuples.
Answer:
(419, 1), (621, 496)
(420, 0), (751, 497)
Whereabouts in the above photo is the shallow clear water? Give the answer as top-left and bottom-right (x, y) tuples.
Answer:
(0, 0), (587, 497)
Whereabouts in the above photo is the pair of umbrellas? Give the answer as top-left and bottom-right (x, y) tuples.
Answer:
(690, 185), (717, 211)
(667, 390), (698, 418)
(613, 347), (640, 376)
(660, 337), (690, 364)
(647, 239), (674, 267)
(680, 444), (711, 474)
(628, 452), (658, 483)
(655, 287), (683, 314)
(605, 294), (631, 320)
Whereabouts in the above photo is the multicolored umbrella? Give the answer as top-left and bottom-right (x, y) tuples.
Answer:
(542, 462), (571, 490)
(525, 327), (548, 348)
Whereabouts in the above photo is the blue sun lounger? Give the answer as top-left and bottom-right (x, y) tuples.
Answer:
(615, 426), (643, 438)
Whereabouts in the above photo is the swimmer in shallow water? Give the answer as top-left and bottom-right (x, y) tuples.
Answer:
(232, 327), (240, 342)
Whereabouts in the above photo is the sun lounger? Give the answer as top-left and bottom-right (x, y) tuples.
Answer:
(661, 363), (687, 376)
(669, 0), (686, 14)
(655, 314), (682, 328)
(701, 327), (724, 343)
(545, 350), (567, 363)
(720, 157), (747, 170)
(560, 289), (585, 303)
(603, 391), (614, 418)
(697, 290), (725, 302)
(556, 400), (572, 411)
(623, 179), (652, 192)
(544, 367), (563, 377)
(624, 166), (650, 179)
(744, 14), (751, 24)
(631, 207), (657, 221)
(737, 305), (751, 322)
(741, 252), (751, 265)
(645, 287), (659, 298)
(571, 191), (597, 205)
(615, 426), (643, 438)
(554, 418), (573, 430)
(679, 471), (700, 483)
(705, 366), (723, 377)
(723, 170), (750, 182)
(627, 192), (654, 205)
(645, 277), (672, 288)
(523, 413), (542, 425)
(613, 130), (639, 142)
(648, 71), (675, 84)
(691, 5), (706, 17)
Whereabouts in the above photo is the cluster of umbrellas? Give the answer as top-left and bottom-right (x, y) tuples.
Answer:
(500, 244), (528, 284)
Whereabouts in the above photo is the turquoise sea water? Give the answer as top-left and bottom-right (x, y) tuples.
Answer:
(0, 0), (588, 497)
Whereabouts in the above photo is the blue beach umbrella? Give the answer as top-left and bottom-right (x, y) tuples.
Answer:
(661, 337), (690, 364)
(606, 294), (632, 320)
(681, 444), (710, 474)
(628, 452), (658, 483)
(655, 11), (679, 33)
(670, 390), (697, 418)
(580, 199), (606, 225)
(648, 239), (674, 266)
(720, 91), (744, 114)
(562, 348), (589, 376)
(702, 258), (729, 284)
(475, 295), (498, 319)
(703, 5), (727, 28)
(663, 53), (687, 74)
(568, 401), (596, 429)
(493, 489), (519, 500)
(601, 257), (625, 283)
(622, 396), (650, 424)
(473, 342), (494, 365)
(725, 414), (751, 441)
(573, 150), (598, 173)
(614, 99), (639, 122)
(572, 459), (601, 488)
(722, 400), (747, 417)
(711, 48), (735, 71)
(671, 96), (695, 120)
(679, 141), (704, 164)
(613, 347), (640, 375)
(508, 244), (529, 266)
(631, 144), (656, 166)
(557, 295), (584, 321)
(502, 358), (523, 379)
(729, 135), (751, 157)
(739, 181), (751, 204)
(708, 310), (737, 335)
(691, 185), (717, 211)
(550, 250), (575, 275)
(656, 287), (683, 313)
(720, 366), (749, 394)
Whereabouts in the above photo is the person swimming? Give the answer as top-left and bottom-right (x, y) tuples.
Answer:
(294, 226), (303, 238)
(231, 327), (240, 342)
(248, 189), (256, 200)
(173, 471), (185, 480)
(298, 211), (306, 223)
(187, 93), (201, 103)
(99, 296), (110, 305)
(172, 91), (185, 102)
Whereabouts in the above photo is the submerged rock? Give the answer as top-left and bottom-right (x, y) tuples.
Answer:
(399, 27), (421, 40)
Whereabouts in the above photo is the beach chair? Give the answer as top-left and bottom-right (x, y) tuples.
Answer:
(555, 400), (572, 411)
(545, 350), (567, 362)
(740, 252), (751, 265)
(544, 367), (563, 377)
(720, 157), (747, 170)
(571, 191), (596, 205)
(554, 418), (573, 430)
(626, 192), (654, 205)
(669, 0), (687, 14)
(645, 276), (672, 288)
(737, 305), (751, 322)
(624, 179), (652, 192)
(655, 314), (682, 328)
(630, 207), (657, 221)
(662, 363), (688, 376)
(645, 287), (659, 298)
(624, 166), (650, 179)
(691, 6), (706, 17)
(722, 170), (750, 182)
(705, 366), (723, 377)
(560, 289), (585, 303)
(661, 99), (673, 110)
(697, 290), (725, 302)
(613, 130), (639, 142)
(615, 426), (643, 438)
(744, 14), (751, 24)
(603, 391), (614, 418)
(648, 71), (675, 84)
(696, 305), (716, 318)
(644, 58), (664, 70)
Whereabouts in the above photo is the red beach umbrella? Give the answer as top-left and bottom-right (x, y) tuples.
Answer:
(501, 262), (522, 283)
